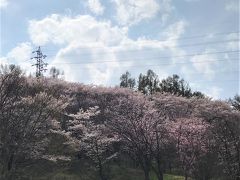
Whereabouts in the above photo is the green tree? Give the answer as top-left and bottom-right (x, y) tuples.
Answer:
(159, 74), (192, 97)
(138, 69), (159, 95)
(229, 94), (240, 111)
(120, 71), (136, 89)
(159, 74), (204, 98)
(49, 66), (64, 79)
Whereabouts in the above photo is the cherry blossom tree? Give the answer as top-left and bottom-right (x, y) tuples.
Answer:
(55, 106), (118, 180)
(0, 65), (68, 180)
(152, 93), (209, 179)
(106, 94), (159, 180)
(151, 119), (172, 180)
(168, 118), (209, 180)
(195, 99), (240, 180)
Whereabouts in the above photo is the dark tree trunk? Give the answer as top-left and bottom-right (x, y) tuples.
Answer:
(156, 159), (164, 180)
(95, 141), (106, 180)
(236, 170), (240, 180)
(169, 162), (172, 173)
(99, 163), (106, 180)
(8, 154), (14, 171)
(143, 168), (150, 180)
(154, 132), (164, 180)
(236, 146), (240, 180)
(157, 171), (163, 180)
(1, 154), (15, 180)
(140, 158), (151, 180)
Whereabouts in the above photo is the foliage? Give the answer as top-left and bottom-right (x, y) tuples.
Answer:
(229, 94), (240, 111)
(0, 65), (239, 180)
(120, 69), (205, 98)
(0, 65), (68, 179)
(120, 71), (136, 89)
(49, 66), (64, 79)
(138, 69), (159, 95)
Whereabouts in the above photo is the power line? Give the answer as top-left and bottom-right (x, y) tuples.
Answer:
(189, 79), (239, 84)
(48, 58), (240, 81)
(50, 50), (240, 65)
(44, 38), (239, 56)
(42, 30), (240, 52)
(9, 42), (239, 67)
(8, 50), (239, 70)
(161, 31), (239, 42)
(135, 70), (239, 77)
(50, 59), (239, 69)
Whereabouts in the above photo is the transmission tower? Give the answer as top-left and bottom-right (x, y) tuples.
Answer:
(31, 46), (48, 78)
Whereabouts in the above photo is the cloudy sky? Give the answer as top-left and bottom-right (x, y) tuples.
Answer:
(0, 0), (239, 99)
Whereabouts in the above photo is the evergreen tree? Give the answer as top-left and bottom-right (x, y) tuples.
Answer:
(138, 69), (159, 95)
(159, 74), (192, 97)
(229, 94), (240, 111)
(120, 71), (136, 89)
(159, 74), (204, 98)
(49, 66), (64, 79)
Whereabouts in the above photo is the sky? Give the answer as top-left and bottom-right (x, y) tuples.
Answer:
(0, 0), (239, 99)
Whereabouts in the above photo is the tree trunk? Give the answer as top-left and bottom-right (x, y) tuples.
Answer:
(169, 162), (172, 173)
(1, 154), (15, 180)
(8, 154), (14, 171)
(97, 156), (106, 180)
(143, 168), (150, 180)
(141, 160), (151, 180)
(156, 159), (164, 180)
(236, 169), (240, 180)
(153, 167), (164, 180)
(157, 171), (163, 180)
(158, 172), (163, 180)
(155, 131), (164, 180)
(99, 164), (105, 180)
(1, 165), (12, 180)
(236, 146), (240, 180)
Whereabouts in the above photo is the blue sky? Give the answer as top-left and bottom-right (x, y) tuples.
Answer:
(0, 0), (239, 99)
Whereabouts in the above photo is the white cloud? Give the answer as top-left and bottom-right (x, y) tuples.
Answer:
(160, 20), (187, 63)
(51, 42), (119, 84)
(1, 42), (34, 75)
(184, 0), (199, 2)
(28, 14), (129, 84)
(29, 14), (128, 46)
(8, 43), (33, 73)
(225, 0), (239, 12)
(226, 33), (239, 51)
(0, 0), (8, 9)
(190, 49), (217, 80)
(162, 20), (187, 41)
(112, 0), (172, 26)
(188, 83), (222, 99)
(28, 14), (188, 85)
(0, 57), (8, 66)
(205, 86), (223, 99)
(7, 42), (32, 63)
(162, 20), (187, 45)
(87, 0), (104, 15)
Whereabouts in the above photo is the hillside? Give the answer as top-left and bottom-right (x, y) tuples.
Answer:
(0, 66), (239, 180)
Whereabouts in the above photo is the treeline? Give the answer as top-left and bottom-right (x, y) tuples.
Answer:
(119, 70), (204, 98)
(0, 65), (239, 180)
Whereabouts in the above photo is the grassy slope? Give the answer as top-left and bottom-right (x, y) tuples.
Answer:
(20, 162), (185, 180)
(18, 137), (185, 180)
